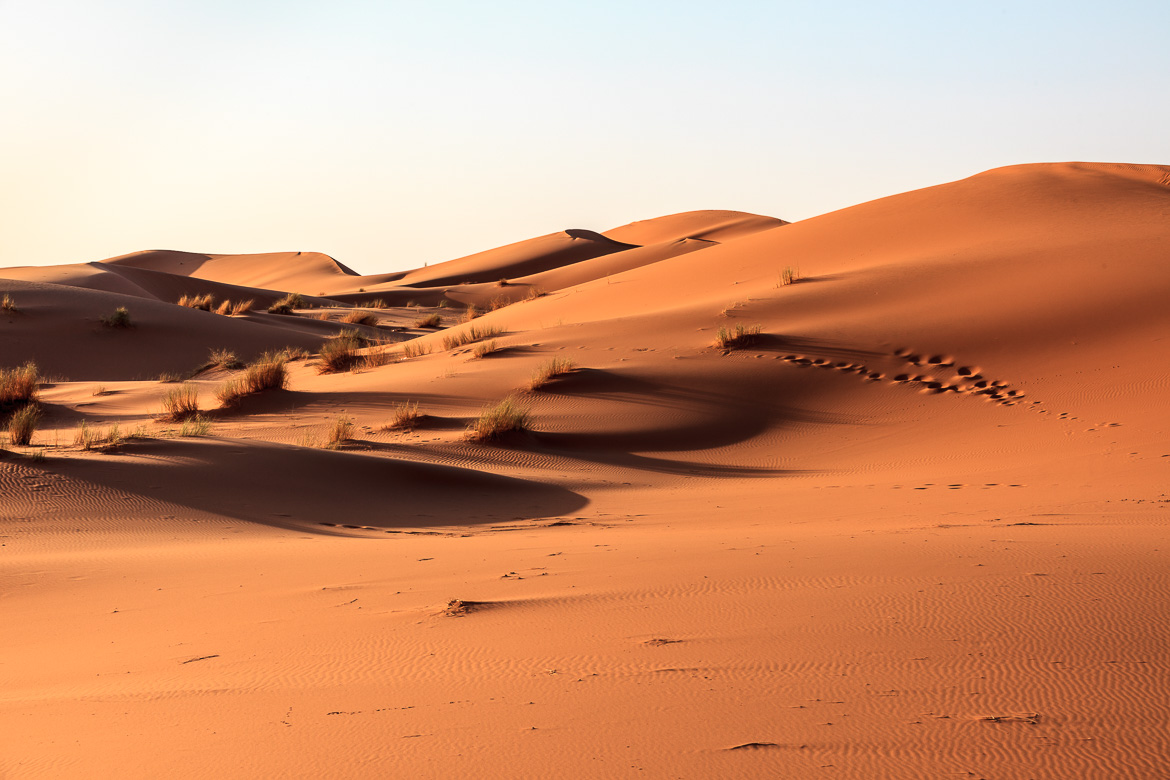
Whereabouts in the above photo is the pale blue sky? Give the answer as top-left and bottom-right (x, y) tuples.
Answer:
(1, 1), (1166, 274)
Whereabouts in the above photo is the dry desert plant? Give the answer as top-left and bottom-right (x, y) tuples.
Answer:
(208, 348), (243, 370)
(0, 362), (40, 409)
(459, 304), (480, 323)
(318, 329), (369, 374)
(777, 266), (800, 287)
(526, 287), (546, 301)
(383, 401), (420, 431)
(400, 341), (432, 359)
(230, 299), (254, 316)
(214, 299), (232, 316)
(8, 404), (41, 446)
(325, 414), (354, 449)
(1, 294), (18, 313)
(216, 352), (289, 406)
(529, 356), (576, 390)
(441, 323), (502, 351)
(414, 313), (442, 328)
(467, 396), (530, 442)
(157, 371), (182, 383)
(178, 293), (215, 311)
(101, 307), (133, 328)
(160, 382), (201, 421)
(714, 323), (763, 350)
(178, 415), (212, 437)
(75, 421), (124, 450)
(268, 292), (305, 315)
(471, 339), (499, 359)
(341, 310), (379, 326)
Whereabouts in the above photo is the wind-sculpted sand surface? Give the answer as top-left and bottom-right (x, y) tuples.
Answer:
(3, 163), (1169, 778)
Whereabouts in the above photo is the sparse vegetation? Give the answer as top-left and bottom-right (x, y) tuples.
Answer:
(468, 396), (530, 442)
(400, 341), (432, 359)
(101, 307), (133, 328)
(208, 348), (243, 370)
(325, 414), (354, 449)
(178, 415), (211, 437)
(216, 352), (289, 406)
(230, 299), (254, 316)
(318, 329), (370, 374)
(777, 266), (800, 286)
(526, 287), (546, 301)
(472, 340), (499, 359)
(161, 382), (201, 420)
(460, 304), (480, 323)
(341, 310), (378, 326)
(489, 294), (512, 312)
(529, 357), (576, 390)
(75, 421), (124, 450)
(278, 345), (310, 362)
(441, 323), (502, 351)
(158, 372), (182, 383)
(437, 299), (450, 308)
(92, 385), (109, 396)
(8, 404), (41, 446)
(1, 294), (18, 313)
(0, 363), (40, 409)
(414, 313), (442, 328)
(268, 292), (306, 315)
(178, 293), (215, 311)
(214, 300), (232, 316)
(383, 401), (420, 431)
(714, 323), (763, 349)
(363, 299), (387, 309)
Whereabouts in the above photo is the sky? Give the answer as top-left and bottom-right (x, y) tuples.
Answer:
(1, 0), (1167, 275)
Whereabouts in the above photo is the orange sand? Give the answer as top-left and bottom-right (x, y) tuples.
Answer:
(2, 163), (1168, 778)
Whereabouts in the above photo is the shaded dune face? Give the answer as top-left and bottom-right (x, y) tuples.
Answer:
(2, 163), (1170, 779)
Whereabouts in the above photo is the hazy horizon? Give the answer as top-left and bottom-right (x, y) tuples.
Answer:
(2, 0), (1167, 275)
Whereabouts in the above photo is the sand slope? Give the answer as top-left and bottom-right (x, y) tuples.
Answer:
(2, 163), (1169, 779)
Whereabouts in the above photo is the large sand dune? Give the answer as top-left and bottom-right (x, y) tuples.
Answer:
(2, 162), (1168, 778)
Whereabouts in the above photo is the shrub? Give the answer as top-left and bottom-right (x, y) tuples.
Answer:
(714, 323), (763, 350)
(1, 294), (18, 313)
(208, 348), (242, 369)
(230, 299), (254, 316)
(460, 304), (480, 323)
(777, 266), (800, 286)
(161, 382), (201, 421)
(325, 414), (354, 449)
(383, 401), (420, 431)
(471, 340), (499, 359)
(216, 353), (288, 406)
(468, 397), (530, 442)
(0, 363), (39, 409)
(101, 307), (133, 328)
(8, 404), (40, 446)
(318, 329), (369, 374)
(441, 323), (502, 351)
(529, 357), (576, 390)
(414, 313), (442, 328)
(268, 292), (305, 315)
(341, 310), (378, 326)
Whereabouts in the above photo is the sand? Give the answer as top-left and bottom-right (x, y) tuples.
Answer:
(2, 162), (1168, 778)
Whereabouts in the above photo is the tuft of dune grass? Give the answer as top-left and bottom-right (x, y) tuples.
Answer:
(0, 363), (40, 409)
(441, 323), (502, 351)
(230, 299), (254, 316)
(341, 310), (379, 326)
(318, 329), (370, 374)
(714, 323), (763, 350)
(160, 382), (201, 421)
(8, 404), (41, 446)
(414, 313), (442, 329)
(324, 414), (354, 449)
(1, 293), (19, 313)
(101, 307), (133, 328)
(216, 352), (289, 407)
(471, 340), (499, 359)
(529, 357), (576, 390)
(208, 348), (243, 370)
(467, 396), (530, 442)
(268, 292), (305, 315)
(383, 401), (420, 431)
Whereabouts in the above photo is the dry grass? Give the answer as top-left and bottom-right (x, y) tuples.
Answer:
(324, 414), (354, 449)
(158, 371), (182, 383)
(467, 397), (530, 442)
(0, 363), (40, 409)
(208, 348), (243, 370)
(216, 353), (289, 407)
(178, 293), (215, 311)
(278, 345), (310, 362)
(230, 299), (254, 316)
(214, 300), (232, 316)
(400, 341), (432, 359)
(318, 329), (369, 374)
(92, 385), (109, 396)
(178, 415), (212, 437)
(101, 307), (133, 328)
(529, 357), (576, 390)
(777, 266), (800, 286)
(8, 404), (41, 446)
(441, 323), (502, 351)
(414, 313), (442, 328)
(75, 421), (124, 450)
(383, 401), (420, 431)
(526, 287), (546, 301)
(488, 294), (513, 312)
(268, 292), (305, 315)
(714, 323), (763, 349)
(471, 340), (499, 359)
(361, 298), (387, 309)
(341, 310), (379, 326)
(1, 294), (18, 313)
(160, 382), (201, 420)
(460, 304), (480, 323)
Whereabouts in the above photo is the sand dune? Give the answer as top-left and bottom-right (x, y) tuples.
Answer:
(2, 163), (1168, 778)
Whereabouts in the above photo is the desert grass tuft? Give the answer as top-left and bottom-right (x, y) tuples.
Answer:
(467, 396), (530, 442)
(214, 300), (232, 316)
(471, 340), (499, 359)
(777, 266), (800, 287)
(178, 293), (215, 311)
(0, 362), (40, 409)
(160, 382), (201, 421)
(324, 414), (354, 449)
(459, 304), (480, 323)
(208, 348), (243, 370)
(441, 323), (502, 351)
(525, 287), (546, 301)
(414, 313), (442, 328)
(383, 401), (420, 431)
(318, 329), (370, 374)
(268, 292), (305, 315)
(400, 341), (433, 359)
(1, 293), (19, 313)
(714, 323), (763, 350)
(341, 310), (379, 326)
(157, 371), (182, 383)
(230, 299), (254, 316)
(529, 356), (576, 390)
(178, 415), (212, 437)
(8, 404), (41, 446)
(75, 421), (124, 450)
(216, 352), (289, 407)
(101, 307), (133, 328)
